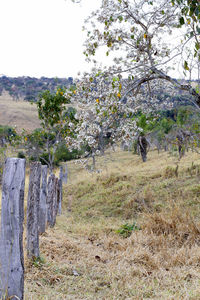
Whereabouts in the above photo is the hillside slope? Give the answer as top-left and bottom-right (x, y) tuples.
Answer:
(24, 149), (200, 299)
(0, 91), (40, 131)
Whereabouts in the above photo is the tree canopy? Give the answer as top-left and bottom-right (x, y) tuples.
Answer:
(82, 0), (200, 108)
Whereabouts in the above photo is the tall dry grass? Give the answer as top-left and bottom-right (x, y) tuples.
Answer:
(22, 149), (200, 299)
(0, 91), (40, 131)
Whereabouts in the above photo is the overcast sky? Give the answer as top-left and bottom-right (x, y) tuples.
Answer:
(0, 0), (99, 78)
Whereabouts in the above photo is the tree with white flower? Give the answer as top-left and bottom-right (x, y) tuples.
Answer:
(66, 70), (154, 168)
(82, 0), (200, 109)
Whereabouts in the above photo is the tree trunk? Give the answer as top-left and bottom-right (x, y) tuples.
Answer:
(138, 136), (148, 162)
(27, 162), (41, 259)
(92, 153), (96, 170)
(0, 158), (26, 300)
(98, 130), (105, 155)
(38, 165), (48, 234)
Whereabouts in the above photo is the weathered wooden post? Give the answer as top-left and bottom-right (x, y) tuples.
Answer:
(46, 173), (56, 227)
(38, 165), (48, 234)
(58, 178), (62, 215)
(27, 161), (41, 259)
(58, 166), (63, 215)
(52, 177), (59, 225)
(63, 162), (68, 184)
(59, 165), (63, 182)
(0, 158), (26, 300)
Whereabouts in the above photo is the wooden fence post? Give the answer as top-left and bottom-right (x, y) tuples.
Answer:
(59, 165), (63, 182)
(39, 165), (48, 234)
(52, 178), (59, 226)
(27, 161), (41, 259)
(46, 173), (56, 227)
(0, 158), (26, 300)
(58, 166), (63, 215)
(63, 163), (68, 184)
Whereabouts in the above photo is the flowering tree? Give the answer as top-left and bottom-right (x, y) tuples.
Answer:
(82, 0), (200, 108)
(66, 71), (142, 168)
(67, 0), (200, 166)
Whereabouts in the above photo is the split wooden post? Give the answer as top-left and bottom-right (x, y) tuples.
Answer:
(46, 173), (56, 227)
(27, 161), (41, 259)
(52, 177), (59, 225)
(39, 165), (48, 234)
(63, 163), (68, 184)
(58, 166), (63, 215)
(0, 158), (26, 300)
(59, 165), (63, 182)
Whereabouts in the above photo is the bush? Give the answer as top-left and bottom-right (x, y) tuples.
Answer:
(17, 151), (26, 159)
(55, 144), (81, 163)
(116, 222), (141, 238)
(0, 125), (16, 141)
(31, 144), (84, 167)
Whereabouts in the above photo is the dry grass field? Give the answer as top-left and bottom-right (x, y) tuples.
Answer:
(23, 149), (200, 299)
(0, 91), (40, 132)
(0, 92), (200, 298)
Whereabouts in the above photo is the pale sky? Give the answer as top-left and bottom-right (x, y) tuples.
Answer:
(0, 0), (99, 78)
(0, 0), (196, 80)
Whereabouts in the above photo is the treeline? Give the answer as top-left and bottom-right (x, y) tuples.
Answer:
(0, 76), (73, 101)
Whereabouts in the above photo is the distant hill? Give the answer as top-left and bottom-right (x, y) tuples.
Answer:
(0, 91), (40, 132)
(0, 76), (73, 102)
(0, 75), (198, 132)
(0, 75), (198, 108)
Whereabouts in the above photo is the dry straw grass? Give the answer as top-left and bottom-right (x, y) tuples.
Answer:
(1, 96), (200, 298)
(0, 91), (40, 132)
(22, 149), (200, 299)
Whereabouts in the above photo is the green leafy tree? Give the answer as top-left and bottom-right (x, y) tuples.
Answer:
(25, 87), (77, 171)
(0, 125), (19, 182)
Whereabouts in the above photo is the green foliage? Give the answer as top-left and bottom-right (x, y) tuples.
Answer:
(38, 143), (83, 166)
(32, 256), (46, 268)
(159, 118), (174, 134)
(0, 76), (73, 102)
(23, 88), (79, 170)
(133, 112), (158, 134)
(176, 0), (200, 21)
(116, 222), (141, 238)
(173, 0), (200, 63)
(17, 151), (26, 159)
(176, 106), (190, 126)
(37, 87), (70, 128)
(54, 143), (81, 163)
(0, 125), (16, 140)
(26, 139), (84, 166)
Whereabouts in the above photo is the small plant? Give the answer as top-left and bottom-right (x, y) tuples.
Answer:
(32, 256), (46, 268)
(116, 222), (141, 238)
(164, 165), (179, 178)
(17, 151), (26, 159)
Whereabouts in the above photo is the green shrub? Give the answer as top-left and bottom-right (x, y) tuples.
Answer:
(55, 144), (81, 163)
(116, 222), (141, 238)
(17, 151), (26, 159)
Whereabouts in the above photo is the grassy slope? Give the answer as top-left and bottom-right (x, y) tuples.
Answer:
(0, 91), (40, 131)
(25, 149), (200, 299)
